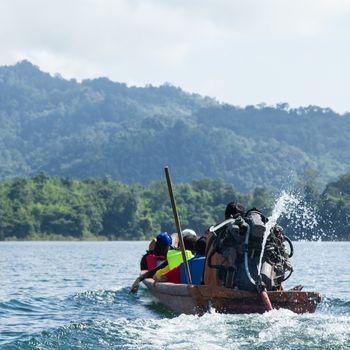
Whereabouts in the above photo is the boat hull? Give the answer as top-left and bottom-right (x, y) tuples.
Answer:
(143, 279), (321, 315)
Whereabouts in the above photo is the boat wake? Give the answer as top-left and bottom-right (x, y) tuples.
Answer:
(0, 288), (350, 350)
(4, 300), (349, 350)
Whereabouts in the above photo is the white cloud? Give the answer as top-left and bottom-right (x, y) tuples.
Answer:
(1, 0), (350, 112)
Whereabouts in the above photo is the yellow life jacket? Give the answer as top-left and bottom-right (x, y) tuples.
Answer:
(167, 249), (193, 269)
(155, 249), (193, 279)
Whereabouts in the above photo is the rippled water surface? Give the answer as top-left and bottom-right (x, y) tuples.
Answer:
(0, 241), (349, 349)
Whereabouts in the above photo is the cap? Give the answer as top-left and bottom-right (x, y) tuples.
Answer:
(181, 229), (197, 238)
(156, 232), (172, 247)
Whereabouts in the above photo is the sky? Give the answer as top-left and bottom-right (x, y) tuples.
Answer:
(1, 0), (350, 113)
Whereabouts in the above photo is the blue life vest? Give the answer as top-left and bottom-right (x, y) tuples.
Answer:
(180, 256), (205, 285)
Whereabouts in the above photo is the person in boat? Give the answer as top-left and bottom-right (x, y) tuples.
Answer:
(203, 202), (245, 286)
(179, 229), (197, 254)
(158, 236), (206, 285)
(140, 232), (173, 271)
(139, 238), (156, 270)
(131, 230), (197, 293)
(153, 229), (198, 281)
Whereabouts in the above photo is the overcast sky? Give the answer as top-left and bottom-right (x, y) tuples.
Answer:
(1, 0), (350, 113)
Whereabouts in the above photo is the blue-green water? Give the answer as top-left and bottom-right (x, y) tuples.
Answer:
(0, 241), (349, 349)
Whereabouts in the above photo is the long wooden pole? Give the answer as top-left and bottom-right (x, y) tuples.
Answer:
(164, 166), (192, 285)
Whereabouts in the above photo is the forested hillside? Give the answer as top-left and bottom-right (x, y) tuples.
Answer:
(0, 174), (257, 240)
(1, 61), (350, 191)
(0, 174), (349, 241)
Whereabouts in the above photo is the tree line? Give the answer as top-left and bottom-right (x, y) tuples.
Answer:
(0, 173), (349, 241)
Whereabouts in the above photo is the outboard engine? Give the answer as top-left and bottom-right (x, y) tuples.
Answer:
(235, 208), (270, 291)
(246, 208), (267, 240)
(205, 208), (294, 291)
(236, 209), (294, 291)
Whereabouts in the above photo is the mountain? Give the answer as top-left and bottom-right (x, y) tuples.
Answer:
(1, 60), (350, 192)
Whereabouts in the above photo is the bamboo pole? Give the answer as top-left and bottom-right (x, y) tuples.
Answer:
(164, 166), (192, 285)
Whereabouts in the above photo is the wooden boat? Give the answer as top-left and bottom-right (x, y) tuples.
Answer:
(143, 278), (321, 315)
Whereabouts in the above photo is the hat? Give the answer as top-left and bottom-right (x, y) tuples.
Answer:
(156, 232), (172, 247)
(181, 229), (197, 238)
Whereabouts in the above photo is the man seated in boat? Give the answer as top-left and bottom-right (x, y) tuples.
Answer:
(153, 229), (198, 281)
(157, 236), (206, 285)
(140, 232), (173, 271)
(203, 202), (246, 287)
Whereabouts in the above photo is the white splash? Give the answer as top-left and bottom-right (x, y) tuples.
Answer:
(257, 190), (321, 274)
(258, 191), (293, 274)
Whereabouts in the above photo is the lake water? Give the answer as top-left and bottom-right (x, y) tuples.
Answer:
(0, 241), (349, 349)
